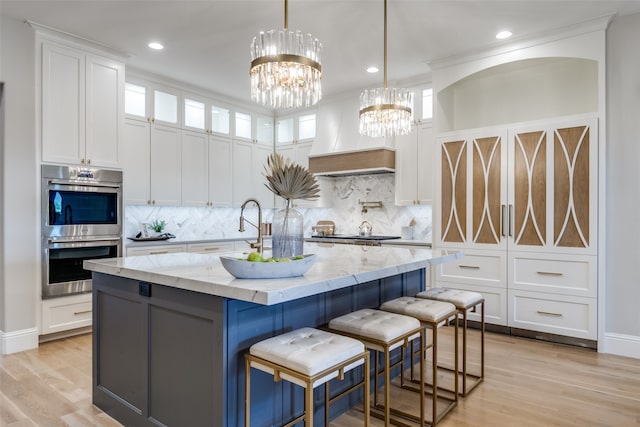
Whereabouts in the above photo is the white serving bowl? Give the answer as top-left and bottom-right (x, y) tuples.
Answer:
(220, 254), (317, 279)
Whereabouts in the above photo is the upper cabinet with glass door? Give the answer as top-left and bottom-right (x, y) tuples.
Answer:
(233, 111), (274, 146)
(276, 112), (316, 168)
(124, 81), (181, 128)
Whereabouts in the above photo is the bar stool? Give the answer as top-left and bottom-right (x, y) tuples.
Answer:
(379, 297), (459, 426)
(327, 308), (424, 427)
(245, 327), (370, 427)
(416, 288), (485, 396)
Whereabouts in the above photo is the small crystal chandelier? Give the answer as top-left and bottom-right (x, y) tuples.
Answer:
(250, 0), (322, 109)
(359, 0), (413, 138)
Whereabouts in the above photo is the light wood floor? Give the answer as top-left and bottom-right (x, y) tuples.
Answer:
(1, 330), (639, 426)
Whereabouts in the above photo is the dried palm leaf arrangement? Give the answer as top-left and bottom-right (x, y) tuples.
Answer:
(264, 153), (319, 258)
(263, 153), (319, 202)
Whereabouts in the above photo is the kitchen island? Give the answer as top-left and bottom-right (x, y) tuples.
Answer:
(85, 243), (462, 427)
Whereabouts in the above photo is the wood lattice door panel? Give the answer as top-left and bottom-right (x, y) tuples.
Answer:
(441, 140), (467, 243)
(508, 116), (597, 253)
(512, 130), (547, 247)
(554, 125), (590, 248)
(472, 136), (504, 245)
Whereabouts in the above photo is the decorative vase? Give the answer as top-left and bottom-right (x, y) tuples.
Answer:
(272, 199), (304, 258)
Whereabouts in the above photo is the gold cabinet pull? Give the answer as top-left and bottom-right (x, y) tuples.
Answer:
(536, 310), (563, 317)
(149, 251), (168, 255)
(203, 247), (221, 252)
(459, 265), (480, 269)
(537, 271), (563, 276)
(74, 309), (92, 315)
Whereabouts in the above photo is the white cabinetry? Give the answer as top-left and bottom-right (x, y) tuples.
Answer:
(126, 244), (187, 257)
(435, 114), (598, 340)
(41, 293), (93, 335)
(187, 242), (235, 254)
(232, 139), (274, 208)
(181, 131), (232, 207)
(123, 118), (181, 205)
(394, 121), (433, 206)
(41, 41), (124, 167)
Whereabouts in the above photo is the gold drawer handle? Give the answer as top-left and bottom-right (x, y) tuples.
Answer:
(203, 247), (222, 252)
(537, 271), (563, 276)
(149, 251), (168, 255)
(537, 310), (563, 317)
(459, 265), (480, 270)
(74, 309), (92, 315)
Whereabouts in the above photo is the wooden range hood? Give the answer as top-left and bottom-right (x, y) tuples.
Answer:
(308, 148), (395, 176)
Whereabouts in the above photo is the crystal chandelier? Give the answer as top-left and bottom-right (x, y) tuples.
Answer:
(359, 0), (413, 138)
(250, 0), (322, 109)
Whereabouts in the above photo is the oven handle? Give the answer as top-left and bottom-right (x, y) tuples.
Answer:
(48, 180), (121, 190)
(47, 237), (121, 248)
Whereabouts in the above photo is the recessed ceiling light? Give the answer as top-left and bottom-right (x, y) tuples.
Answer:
(496, 31), (512, 40)
(148, 42), (164, 50)
(366, 66), (379, 73)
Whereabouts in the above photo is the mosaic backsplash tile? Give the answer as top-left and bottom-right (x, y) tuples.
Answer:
(124, 174), (432, 242)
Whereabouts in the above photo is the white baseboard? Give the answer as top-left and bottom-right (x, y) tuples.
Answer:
(603, 332), (640, 359)
(0, 328), (39, 354)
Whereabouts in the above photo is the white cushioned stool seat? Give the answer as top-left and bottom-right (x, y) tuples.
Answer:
(250, 327), (364, 387)
(380, 297), (456, 323)
(245, 327), (370, 427)
(416, 288), (483, 309)
(328, 309), (420, 351)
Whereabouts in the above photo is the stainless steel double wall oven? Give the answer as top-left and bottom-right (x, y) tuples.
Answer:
(41, 165), (123, 299)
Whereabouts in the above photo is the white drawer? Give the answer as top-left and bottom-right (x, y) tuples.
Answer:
(508, 290), (596, 340)
(431, 282), (507, 326)
(509, 252), (596, 297)
(126, 244), (187, 256)
(41, 294), (92, 334)
(435, 249), (506, 288)
(187, 242), (235, 254)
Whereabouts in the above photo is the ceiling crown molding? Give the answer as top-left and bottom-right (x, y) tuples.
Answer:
(27, 20), (134, 61)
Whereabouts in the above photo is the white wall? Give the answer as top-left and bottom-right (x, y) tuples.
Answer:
(444, 58), (598, 131)
(604, 12), (640, 356)
(0, 15), (39, 353)
(0, 83), (5, 333)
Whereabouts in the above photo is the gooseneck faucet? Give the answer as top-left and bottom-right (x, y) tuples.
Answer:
(239, 198), (263, 254)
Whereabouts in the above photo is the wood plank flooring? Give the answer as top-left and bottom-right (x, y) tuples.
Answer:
(1, 330), (639, 426)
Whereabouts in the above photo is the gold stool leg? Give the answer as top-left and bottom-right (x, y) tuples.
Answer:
(454, 316), (460, 400)
(244, 357), (251, 427)
(462, 309), (468, 394)
(432, 323), (438, 426)
(306, 379), (314, 427)
(325, 381), (330, 427)
(420, 329), (426, 427)
(481, 301), (485, 381)
(364, 354), (371, 427)
(384, 348), (391, 427)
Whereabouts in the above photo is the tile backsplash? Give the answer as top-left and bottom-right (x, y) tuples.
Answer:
(124, 174), (432, 242)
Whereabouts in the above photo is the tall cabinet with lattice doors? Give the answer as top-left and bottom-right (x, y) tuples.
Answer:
(435, 114), (598, 342)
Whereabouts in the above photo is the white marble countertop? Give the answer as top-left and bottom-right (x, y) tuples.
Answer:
(85, 243), (462, 305)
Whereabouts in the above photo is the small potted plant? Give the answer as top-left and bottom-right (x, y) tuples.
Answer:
(149, 219), (167, 236)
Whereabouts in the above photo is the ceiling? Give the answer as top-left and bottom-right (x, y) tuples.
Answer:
(3, 0), (640, 106)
